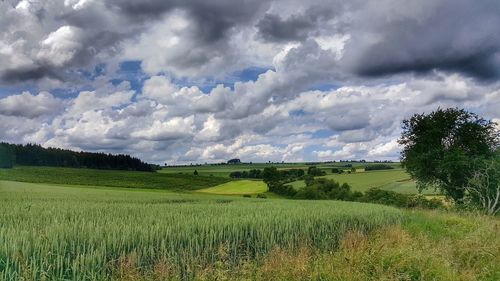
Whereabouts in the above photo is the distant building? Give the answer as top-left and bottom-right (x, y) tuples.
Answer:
(227, 158), (241, 164)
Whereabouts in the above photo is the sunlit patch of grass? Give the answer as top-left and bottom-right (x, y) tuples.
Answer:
(196, 180), (268, 195)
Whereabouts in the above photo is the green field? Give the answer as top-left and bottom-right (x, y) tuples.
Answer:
(289, 169), (438, 195)
(159, 163), (431, 195)
(0, 164), (498, 280)
(197, 180), (268, 195)
(0, 166), (229, 191)
(159, 162), (401, 178)
(159, 163), (313, 177)
(0, 180), (401, 280)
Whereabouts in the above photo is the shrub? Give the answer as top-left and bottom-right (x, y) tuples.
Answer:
(364, 164), (395, 171)
(307, 166), (326, 176)
(296, 178), (355, 201)
(362, 188), (444, 209)
(269, 183), (297, 197)
(361, 188), (408, 207)
(406, 195), (444, 209)
(294, 186), (327, 200)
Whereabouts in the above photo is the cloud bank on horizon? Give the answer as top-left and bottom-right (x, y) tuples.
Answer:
(1, 0), (499, 164)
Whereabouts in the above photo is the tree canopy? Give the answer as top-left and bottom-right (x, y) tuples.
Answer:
(1, 142), (156, 172)
(0, 143), (15, 168)
(399, 108), (499, 202)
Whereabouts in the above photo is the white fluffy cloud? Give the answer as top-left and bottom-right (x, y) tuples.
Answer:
(1, 0), (500, 164)
(37, 26), (83, 67)
(0, 91), (64, 118)
(2, 69), (498, 164)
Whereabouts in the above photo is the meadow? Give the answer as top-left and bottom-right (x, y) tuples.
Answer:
(159, 163), (313, 178)
(196, 180), (268, 195)
(1, 179), (498, 280)
(288, 168), (440, 194)
(0, 180), (402, 280)
(0, 166), (229, 191)
(158, 162), (397, 178)
(1, 163), (497, 280)
(160, 162), (430, 195)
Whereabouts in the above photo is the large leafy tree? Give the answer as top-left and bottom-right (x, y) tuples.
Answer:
(399, 108), (499, 202)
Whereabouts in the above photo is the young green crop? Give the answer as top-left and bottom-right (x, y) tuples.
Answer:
(0, 181), (402, 280)
(196, 180), (268, 195)
(0, 166), (230, 191)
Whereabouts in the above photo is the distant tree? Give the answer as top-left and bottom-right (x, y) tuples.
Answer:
(0, 143), (14, 168)
(193, 170), (199, 176)
(227, 158), (241, 164)
(307, 166), (326, 176)
(399, 108), (499, 202)
(229, 169), (262, 179)
(364, 164), (394, 171)
(304, 174), (314, 186)
(262, 167), (280, 184)
(295, 178), (356, 201)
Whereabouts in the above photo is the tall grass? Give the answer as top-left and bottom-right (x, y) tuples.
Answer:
(0, 181), (401, 280)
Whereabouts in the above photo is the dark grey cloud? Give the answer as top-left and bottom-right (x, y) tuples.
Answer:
(256, 5), (339, 42)
(0, 0), (270, 84)
(108, 0), (269, 42)
(342, 0), (500, 80)
(1, 66), (58, 83)
(3, 0), (500, 84)
(355, 51), (499, 80)
(257, 13), (317, 42)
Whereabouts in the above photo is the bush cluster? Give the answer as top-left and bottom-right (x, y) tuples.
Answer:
(268, 182), (297, 197)
(360, 188), (442, 209)
(364, 164), (395, 171)
(307, 166), (326, 176)
(276, 177), (444, 209)
(262, 166), (443, 209)
(229, 169), (263, 179)
(295, 178), (363, 201)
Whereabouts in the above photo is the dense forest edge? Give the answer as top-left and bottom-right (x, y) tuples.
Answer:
(0, 142), (158, 172)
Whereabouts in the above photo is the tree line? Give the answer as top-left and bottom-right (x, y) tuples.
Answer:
(0, 142), (157, 172)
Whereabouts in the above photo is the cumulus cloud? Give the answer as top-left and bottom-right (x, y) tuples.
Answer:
(0, 91), (64, 118)
(2, 0), (500, 83)
(132, 116), (195, 141)
(2, 0), (500, 163)
(341, 0), (500, 79)
(37, 26), (84, 67)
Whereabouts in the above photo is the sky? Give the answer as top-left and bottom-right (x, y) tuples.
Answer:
(0, 0), (499, 164)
